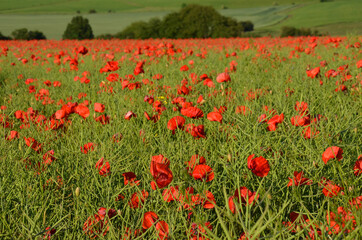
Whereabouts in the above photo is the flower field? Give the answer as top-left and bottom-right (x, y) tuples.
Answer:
(0, 37), (361, 239)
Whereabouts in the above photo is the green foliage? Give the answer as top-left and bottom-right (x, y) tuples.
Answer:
(62, 16), (94, 40)
(280, 26), (321, 37)
(95, 33), (113, 39)
(115, 4), (254, 39)
(11, 28), (46, 40)
(11, 28), (28, 40)
(0, 31), (11, 40)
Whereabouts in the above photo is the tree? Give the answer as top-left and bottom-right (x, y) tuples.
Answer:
(28, 30), (46, 40)
(115, 4), (254, 39)
(11, 28), (28, 40)
(11, 28), (46, 40)
(63, 16), (94, 40)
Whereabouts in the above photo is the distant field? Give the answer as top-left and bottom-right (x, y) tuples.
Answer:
(0, 0), (361, 38)
(260, 0), (362, 35)
(0, 0), (314, 13)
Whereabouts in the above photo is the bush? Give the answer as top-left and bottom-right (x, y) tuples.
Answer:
(280, 26), (321, 37)
(27, 30), (46, 40)
(0, 32), (11, 40)
(63, 16), (94, 40)
(11, 28), (28, 40)
(89, 9), (97, 14)
(11, 28), (46, 40)
(115, 4), (253, 39)
(95, 34), (114, 40)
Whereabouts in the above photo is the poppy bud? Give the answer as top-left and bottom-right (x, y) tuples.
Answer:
(75, 187), (80, 197)
(227, 153), (232, 162)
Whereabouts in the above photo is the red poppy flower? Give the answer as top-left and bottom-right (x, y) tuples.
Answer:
(24, 137), (42, 153)
(291, 115), (310, 126)
(167, 116), (185, 134)
(287, 171), (313, 187)
(94, 103), (105, 113)
(258, 114), (267, 123)
(181, 106), (204, 119)
(203, 191), (216, 209)
(320, 178), (343, 198)
(124, 111), (137, 120)
(43, 150), (55, 166)
(192, 164), (214, 182)
(229, 187), (259, 213)
(216, 72), (231, 83)
(207, 111), (223, 123)
(142, 211), (159, 230)
(306, 67), (320, 79)
(185, 124), (206, 139)
(353, 155), (362, 176)
(122, 172), (140, 186)
(74, 104), (90, 119)
(155, 221), (169, 240)
(267, 113), (284, 131)
(322, 146), (343, 164)
(128, 190), (148, 209)
(94, 115), (110, 125)
(295, 101), (309, 115)
(235, 106), (251, 115)
(186, 155), (206, 174)
(6, 130), (19, 141)
(83, 207), (116, 238)
(189, 222), (212, 240)
(150, 155), (173, 189)
(180, 65), (189, 71)
(81, 142), (95, 154)
(247, 154), (270, 177)
(302, 126), (319, 139)
(43, 227), (56, 240)
(162, 186), (180, 202)
(95, 158), (111, 176)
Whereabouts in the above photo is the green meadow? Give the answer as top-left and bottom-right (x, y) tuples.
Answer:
(0, 0), (361, 39)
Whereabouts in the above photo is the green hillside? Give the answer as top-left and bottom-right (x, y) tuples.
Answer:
(0, 0), (361, 39)
(0, 0), (314, 13)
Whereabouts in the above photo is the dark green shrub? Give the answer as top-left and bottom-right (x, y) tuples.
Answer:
(280, 26), (321, 37)
(11, 28), (46, 40)
(63, 16), (94, 40)
(27, 30), (46, 40)
(11, 28), (28, 40)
